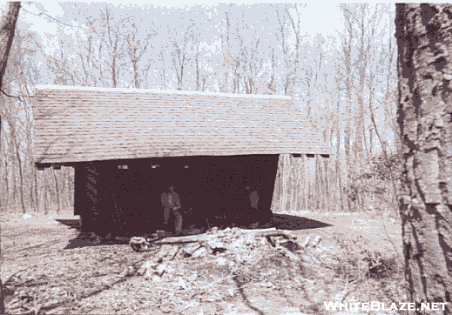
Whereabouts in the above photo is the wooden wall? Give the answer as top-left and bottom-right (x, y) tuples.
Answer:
(74, 155), (279, 234)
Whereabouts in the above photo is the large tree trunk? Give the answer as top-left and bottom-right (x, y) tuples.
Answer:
(396, 4), (452, 312)
(0, 1), (20, 90)
(0, 3), (20, 313)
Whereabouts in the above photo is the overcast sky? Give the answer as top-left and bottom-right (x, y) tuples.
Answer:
(21, 1), (346, 41)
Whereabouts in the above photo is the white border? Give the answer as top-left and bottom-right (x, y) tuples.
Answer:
(34, 85), (292, 100)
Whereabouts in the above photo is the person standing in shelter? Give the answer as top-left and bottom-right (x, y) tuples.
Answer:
(246, 185), (260, 228)
(248, 186), (259, 210)
(161, 185), (183, 236)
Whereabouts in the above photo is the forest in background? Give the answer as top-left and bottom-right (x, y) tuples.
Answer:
(0, 3), (401, 215)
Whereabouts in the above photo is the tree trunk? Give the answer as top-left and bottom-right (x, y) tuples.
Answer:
(0, 115), (1, 211)
(15, 145), (25, 213)
(0, 1), (20, 90)
(4, 151), (9, 210)
(314, 154), (322, 210)
(51, 166), (60, 213)
(396, 4), (452, 312)
(34, 166), (39, 212)
(0, 2), (21, 313)
(323, 156), (330, 212)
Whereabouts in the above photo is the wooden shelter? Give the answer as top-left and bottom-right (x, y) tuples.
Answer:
(33, 85), (332, 235)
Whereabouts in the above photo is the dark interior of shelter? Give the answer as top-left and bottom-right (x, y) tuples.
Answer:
(74, 155), (279, 236)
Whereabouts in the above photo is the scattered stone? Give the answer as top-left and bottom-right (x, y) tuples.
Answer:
(279, 240), (301, 252)
(130, 237), (149, 252)
(155, 264), (167, 277)
(300, 236), (311, 248)
(203, 239), (226, 255)
(183, 244), (203, 257)
(261, 281), (276, 288)
(177, 276), (187, 289)
(276, 246), (300, 261)
(166, 246), (180, 261)
(177, 247), (189, 259)
(138, 260), (159, 276)
(188, 272), (198, 282)
(311, 236), (322, 248)
(191, 247), (207, 258)
(155, 245), (173, 263)
(215, 257), (230, 266)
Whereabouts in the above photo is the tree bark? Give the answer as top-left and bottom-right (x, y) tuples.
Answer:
(0, 2), (21, 314)
(323, 156), (330, 212)
(396, 4), (452, 313)
(0, 115), (1, 211)
(51, 166), (60, 213)
(0, 1), (20, 91)
(314, 154), (322, 210)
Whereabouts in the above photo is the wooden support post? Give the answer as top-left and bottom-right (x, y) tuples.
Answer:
(290, 155), (298, 213)
(272, 156), (283, 213)
(300, 154), (306, 210)
(281, 154), (290, 213)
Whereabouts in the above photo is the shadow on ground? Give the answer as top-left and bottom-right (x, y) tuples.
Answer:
(269, 214), (332, 230)
(58, 213), (332, 250)
(63, 234), (132, 250)
(55, 219), (81, 230)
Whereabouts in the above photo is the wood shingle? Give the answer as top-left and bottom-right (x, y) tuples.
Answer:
(33, 85), (332, 164)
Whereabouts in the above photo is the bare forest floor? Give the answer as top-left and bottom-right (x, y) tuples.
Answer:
(1, 207), (406, 315)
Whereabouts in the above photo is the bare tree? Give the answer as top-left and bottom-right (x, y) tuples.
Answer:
(5, 115), (25, 212)
(396, 3), (452, 311)
(221, 10), (232, 93)
(169, 25), (192, 91)
(100, 6), (123, 88)
(46, 38), (78, 85)
(273, 4), (293, 95)
(125, 20), (151, 88)
(241, 32), (261, 94)
(0, 1), (20, 90)
(339, 4), (358, 211)
(0, 2), (21, 313)
(265, 52), (276, 95)
(232, 27), (244, 94)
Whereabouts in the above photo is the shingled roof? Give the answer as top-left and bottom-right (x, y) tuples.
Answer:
(33, 85), (332, 164)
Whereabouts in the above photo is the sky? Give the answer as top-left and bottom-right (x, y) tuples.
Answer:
(19, 1), (345, 47)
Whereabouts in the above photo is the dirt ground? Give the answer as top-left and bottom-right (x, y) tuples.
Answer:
(1, 208), (406, 315)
